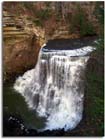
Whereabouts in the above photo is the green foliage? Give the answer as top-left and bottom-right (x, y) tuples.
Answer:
(80, 22), (95, 36)
(33, 9), (52, 27)
(36, 9), (51, 21)
(85, 51), (104, 135)
(94, 3), (104, 26)
(94, 3), (104, 51)
(33, 19), (43, 27)
(95, 38), (104, 52)
(23, 2), (52, 27)
(69, 4), (95, 36)
(23, 2), (35, 13)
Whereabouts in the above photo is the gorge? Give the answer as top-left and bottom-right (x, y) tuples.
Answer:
(3, 2), (104, 136)
(13, 38), (95, 131)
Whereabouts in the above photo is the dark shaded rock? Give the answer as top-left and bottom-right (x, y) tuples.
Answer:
(3, 114), (24, 136)
(3, 114), (65, 137)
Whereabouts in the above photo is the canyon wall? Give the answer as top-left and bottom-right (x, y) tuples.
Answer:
(3, 2), (102, 82)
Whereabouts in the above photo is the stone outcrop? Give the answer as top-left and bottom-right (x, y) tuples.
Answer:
(4, 36), (41, 81)
(3, 11), (45, 82)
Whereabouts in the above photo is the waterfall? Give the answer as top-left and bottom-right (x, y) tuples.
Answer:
(14, 45), (95, 131)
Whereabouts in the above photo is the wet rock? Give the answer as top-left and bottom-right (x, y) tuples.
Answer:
(3, 114), (24, 136)
(3, 114), (65, 136)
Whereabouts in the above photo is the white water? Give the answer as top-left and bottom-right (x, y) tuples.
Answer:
(14, 46), (94, 131)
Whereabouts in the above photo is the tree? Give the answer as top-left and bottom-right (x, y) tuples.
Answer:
(94, 2), (104, 51)
(69, 4), (95, 37)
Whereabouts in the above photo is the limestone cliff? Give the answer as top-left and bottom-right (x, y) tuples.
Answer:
(3, 11), (45, 82)
(3, 2), (102, 82)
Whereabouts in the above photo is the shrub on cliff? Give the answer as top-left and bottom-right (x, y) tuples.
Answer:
(69, 4), (95, 37)
(94, 2), (104, 51)
(33, 9), (52, 27)
(36, 9), (51, 21)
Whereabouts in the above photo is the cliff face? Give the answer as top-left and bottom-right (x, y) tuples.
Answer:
(3, 11), (44, 82)
(4, 36), (41, 82)
(3, 2), (99, 39)
(3, 2), (102, 82)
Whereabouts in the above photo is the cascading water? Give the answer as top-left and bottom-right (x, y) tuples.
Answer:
(14, 42), (95, 131)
